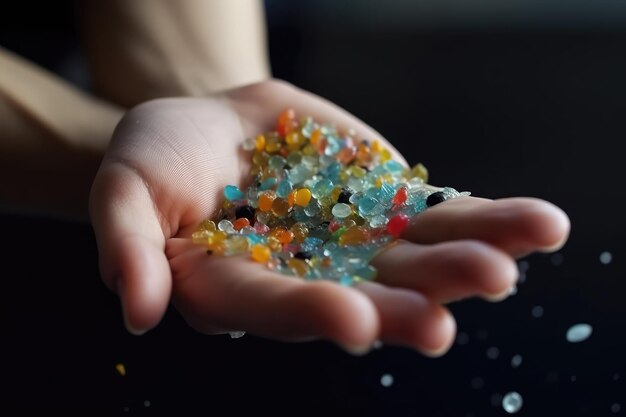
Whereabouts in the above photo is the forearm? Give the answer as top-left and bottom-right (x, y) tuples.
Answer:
(78, 0), (272, 108)
(0, 47), (123, 219)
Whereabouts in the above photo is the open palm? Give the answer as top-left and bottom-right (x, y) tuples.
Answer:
(90, 80), (570, 355)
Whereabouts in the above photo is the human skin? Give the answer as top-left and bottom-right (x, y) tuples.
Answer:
(90, 79), (570, 355)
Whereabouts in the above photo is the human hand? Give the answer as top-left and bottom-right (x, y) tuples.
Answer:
(89, 79), (570, 355)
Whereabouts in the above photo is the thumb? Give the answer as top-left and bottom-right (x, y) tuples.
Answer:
(90, 164), (172, 335)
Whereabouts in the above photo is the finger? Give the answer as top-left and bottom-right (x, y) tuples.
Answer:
(403, 196), (570, 258)
(90, 165), (171, 335)
(371, 240), (518, 304)
(169, 242), (379, 353)
(227, 79), (408, 166)
(356, 281), (456, 356)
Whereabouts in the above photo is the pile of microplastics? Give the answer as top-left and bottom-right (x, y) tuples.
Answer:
(192, 108), (470, 286)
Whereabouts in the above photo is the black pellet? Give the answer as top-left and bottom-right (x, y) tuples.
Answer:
(235, 205), (256, 223)
(426, 191), (446, 207)
(337, 189), (352, 204)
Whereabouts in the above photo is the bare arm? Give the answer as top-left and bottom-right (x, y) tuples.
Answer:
(78, 0), (272, 107)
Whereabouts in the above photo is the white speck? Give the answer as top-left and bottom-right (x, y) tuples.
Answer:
(600, 251), (613, 264)
(612, 403), (621, 413)
(531, 305), (544, 318)
(613, 373), (621, 381)
(380, 374), (394, 387)
(502, 392), (523, 413)
(372, 340), (383, 349)
(471, 377), (484, 389)
(511, 354), (523, 368)
(456, 331), (470, 345)
(486, 346), (500, 360)
(229, 331), (246, 339)
(566, 323), (593, 343)
(570, 375), (577, 382)
(144, 400), (151, 407)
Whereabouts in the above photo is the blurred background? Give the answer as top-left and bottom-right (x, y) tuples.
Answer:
(2, 0), (625, 415)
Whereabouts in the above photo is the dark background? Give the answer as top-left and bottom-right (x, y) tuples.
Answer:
(2, 1), (625, 415)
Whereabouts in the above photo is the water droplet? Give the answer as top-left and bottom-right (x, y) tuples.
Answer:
(502, 392), (523, 413)
(380, 374), (394, 387)
(229, 331), (246, 339)
(531, 305), (544, 318)
(600, 251), (613, 265)
(566, 323), (593, 343)
(511, 354), (523, 368)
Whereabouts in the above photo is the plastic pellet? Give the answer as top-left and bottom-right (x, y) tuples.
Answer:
(193, 109), (468, 286)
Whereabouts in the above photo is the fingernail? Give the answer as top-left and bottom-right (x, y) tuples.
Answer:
(483, 288), (511, 302)
(117, 277), (147, 336)
(340, 343), (371, 356)
(420, 345), (450, 358)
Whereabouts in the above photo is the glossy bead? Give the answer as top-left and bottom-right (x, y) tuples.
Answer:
(224, 185), (245, 201)
(270, 226), (295, 244)
(277, 108), (296, 136)
(255, 135), (266, 152)
(392, 187), (408, 206)
(294, 188), (312, 207)
(287, 258), (309, 277)
(258, 191), (276, 212)
(339, 226), (368, 246)
(233, 217), (250, 231)
(332, 203), (352, 218)
(386, 214), (409, 237)
(290, 223), (309, 243)
(251, 244), (271, 263)
(411, 162), (429, 182)
(426, 191), (446, 207)
(271, 198), (291, 217)
(199, 220), (217, 232)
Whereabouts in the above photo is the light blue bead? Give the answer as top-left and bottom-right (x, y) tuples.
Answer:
(268, 155), (286, 170)
(224, 185), (245, 201)
(259, 178), (277, 191)
(276, 180), (293, 198)
(312, 178), (333, 198)
(358, 196), (379, 216)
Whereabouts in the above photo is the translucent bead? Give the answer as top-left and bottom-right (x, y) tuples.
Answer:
(253, 222), (270, 234)
(276, 180), (293, 198)
(285, 132), (305, 150)
(411, 162), (429, 182)
(198, 219), (217, 232)
(287, 258), (309, 277)
(242, 138), (256, 151)
(268, 155), (286, 171)
(192, 230), (211, 245)
(258, 191), (276, 212)
(224, 236), (249, 254)
(271, 198), (291, 217)
(233, 217), (250, 231)
(251, 244), (271, 263)
(339, 226), (368, 246)
(392, 187), (408, 206)
(224, 185), (245, 201)
(312, 178), (334, 198)
(259, 177), (277, 191)
(294, 188), (312, 207)
(277, 108), (296, 136)
(386, 214), (409, 238)
(332, 203), (352, 219)
(270, 226), (295, 244)
(255, 135), (266, 152)
(267, 236), (282, 252)
(358, 196), (379, 216)
(218, 219), (235, 233)
(290, 223), (309, 243)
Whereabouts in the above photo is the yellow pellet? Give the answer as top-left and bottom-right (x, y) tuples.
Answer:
(199, 220), (217, 232)
(339, 226), (369, 246)
(411, 162), (429, 182)
(294, 188), (312, 207)
(287, 258), (309, 277)
(251, 244), (271, 263)
(255, 134), (266, 151)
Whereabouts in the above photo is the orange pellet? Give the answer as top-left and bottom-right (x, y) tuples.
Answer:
(339, 226), (369, 246)
(233, 217), (250, 231)
(251, 244), (271, 263)
(271, 227), (294, 244)
(277, 108), (296, 136)
(287, 258), (309, 277)
(258, 191), (276, 212)
(310, 129), (322, 146)
(288, 189), (297, 206)
(392, 187), (408, 206)
(271, 198), (291, 217)
(267, 236), (282, 252)
(294, 188), (312, 207)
